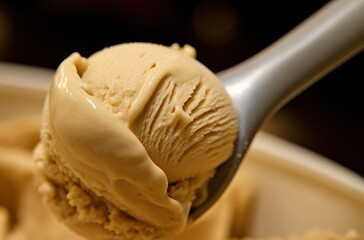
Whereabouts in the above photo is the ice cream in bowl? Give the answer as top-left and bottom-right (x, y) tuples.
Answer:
(1, 0), (364, 239)
(0, 62), (363, 239)
(0, 53), (364, 240)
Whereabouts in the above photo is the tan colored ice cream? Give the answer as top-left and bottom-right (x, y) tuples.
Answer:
(33, 43), (238, 239)
(0, 116), (362, 240)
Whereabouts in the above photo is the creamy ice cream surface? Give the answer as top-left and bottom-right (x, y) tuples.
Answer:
(34, 43), (238, 239)
(0, 115), (362, 240)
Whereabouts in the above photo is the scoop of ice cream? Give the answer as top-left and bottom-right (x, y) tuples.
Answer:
(34, 43), (238, 239)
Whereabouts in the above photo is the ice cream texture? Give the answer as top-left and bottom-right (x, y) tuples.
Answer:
(0, 116), (361, 240)
(0, 118), (254, 240)
(34, 43), (238, 239)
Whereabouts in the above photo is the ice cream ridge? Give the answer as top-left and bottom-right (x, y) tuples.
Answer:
(34, 42), (238, 239)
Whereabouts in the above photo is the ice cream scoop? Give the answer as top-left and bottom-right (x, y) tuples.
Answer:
(190, 0), (364, 220)
(34, 43), (237, 239)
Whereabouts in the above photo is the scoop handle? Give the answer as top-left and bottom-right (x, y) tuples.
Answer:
(219, 0), (364, 143)
(190, 0), (364, 221)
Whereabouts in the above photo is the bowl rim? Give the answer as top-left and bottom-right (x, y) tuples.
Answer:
(253, 131), (364, 197)
(0, 62), (53, 91)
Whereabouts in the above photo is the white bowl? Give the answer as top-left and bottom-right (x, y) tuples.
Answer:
(0, 63), (52, 121)
(1, 63), (363, 236)
(246, 133), (364, 235)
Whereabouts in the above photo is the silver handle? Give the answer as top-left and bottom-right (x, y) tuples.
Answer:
(219, 0), (364, 143)
(190, 0), (364, 220)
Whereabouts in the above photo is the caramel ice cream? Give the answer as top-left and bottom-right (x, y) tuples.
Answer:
(0, 116), (361, 240)
(2, 42), (359, 240)
(33, 43), (238, 239)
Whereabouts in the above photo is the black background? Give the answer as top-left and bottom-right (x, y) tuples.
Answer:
(0, 0), (363, 176)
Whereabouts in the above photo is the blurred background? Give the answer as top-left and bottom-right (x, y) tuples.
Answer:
(0, 0), (363, 176)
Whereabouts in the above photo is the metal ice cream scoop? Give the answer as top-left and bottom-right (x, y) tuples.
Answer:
(190, 0), (364, 220)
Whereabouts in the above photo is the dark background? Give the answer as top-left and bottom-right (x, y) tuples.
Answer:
(0, 0), (363, 176)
